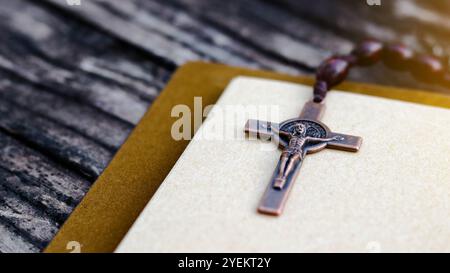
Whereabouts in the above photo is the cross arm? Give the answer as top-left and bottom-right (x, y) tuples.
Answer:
(245, 119), (289, 147)
(327, 132), (363, 152)
(244, 119), (279, 140)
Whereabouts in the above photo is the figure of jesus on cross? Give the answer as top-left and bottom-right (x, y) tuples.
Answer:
(245, 100), (362, 216)
(275, 123), (343, 190)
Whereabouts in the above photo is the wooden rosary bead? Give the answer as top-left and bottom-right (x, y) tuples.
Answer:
(316, 57), (350, 88)
(410, 55), (444, 83)
(382, 43), (414, 70)
(351, 39), (384, 66)
(313, 81), (328, 103)
(313, 38), (450, 103)
(314, 56), (351, 102)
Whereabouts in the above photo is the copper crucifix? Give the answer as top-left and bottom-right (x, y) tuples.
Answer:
(245, 100), (362, 216)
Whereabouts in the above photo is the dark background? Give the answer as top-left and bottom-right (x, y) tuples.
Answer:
(0, 0), (449, 253)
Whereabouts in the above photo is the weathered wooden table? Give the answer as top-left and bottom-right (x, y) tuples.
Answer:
(0, 0), (448, 252)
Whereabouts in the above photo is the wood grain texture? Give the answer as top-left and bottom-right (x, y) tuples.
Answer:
(0, 0), (448, 252)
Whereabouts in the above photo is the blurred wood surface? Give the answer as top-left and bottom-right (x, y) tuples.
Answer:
(0, 0), (448, 252)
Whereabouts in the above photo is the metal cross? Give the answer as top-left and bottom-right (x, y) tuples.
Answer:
(245, 100), (362, 216)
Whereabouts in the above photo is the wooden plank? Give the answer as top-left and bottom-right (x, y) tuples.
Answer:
(41, 0), (450, 93)
(169, 0), (350, 67)
(0, 37), (148, 125)
(0, 122), (93, 251)
(262, 0), (450, 93)
(41, 0), (308, 73)
(41, 0), (212, 66)
(0, 133), (90, 205)
(214, 0), (354, 52)
(91, 0), (302, 73)
(0, 0), (173, 252)
(0, 99), (113, 179)
(87, 0), (450, 92)
(0, 222), (38, 253)
(393, 0), (450, 60)
(0, 73), (133, 151)
(103, 0), (280, 70)
(0, 0), (169, 124)
(270, 0), (399, 42)
(0, 167), (72, 223)
(0, 186), (59, 249)
(272, 0), (450, 57)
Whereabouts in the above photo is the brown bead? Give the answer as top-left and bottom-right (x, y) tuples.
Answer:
(316, 57), (350, 88)
(351, 39), (384, 66)
(410, 55), (444, 83)
(382, 43), (414, 70)
(313, 81), (328, 103)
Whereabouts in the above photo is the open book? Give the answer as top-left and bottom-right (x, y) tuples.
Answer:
(116, 77), (450, 253)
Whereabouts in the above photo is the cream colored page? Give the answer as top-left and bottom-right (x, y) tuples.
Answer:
(116, 77), (450, 253)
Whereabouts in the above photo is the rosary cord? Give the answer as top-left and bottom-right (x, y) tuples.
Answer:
(313, 39), (449, 103)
